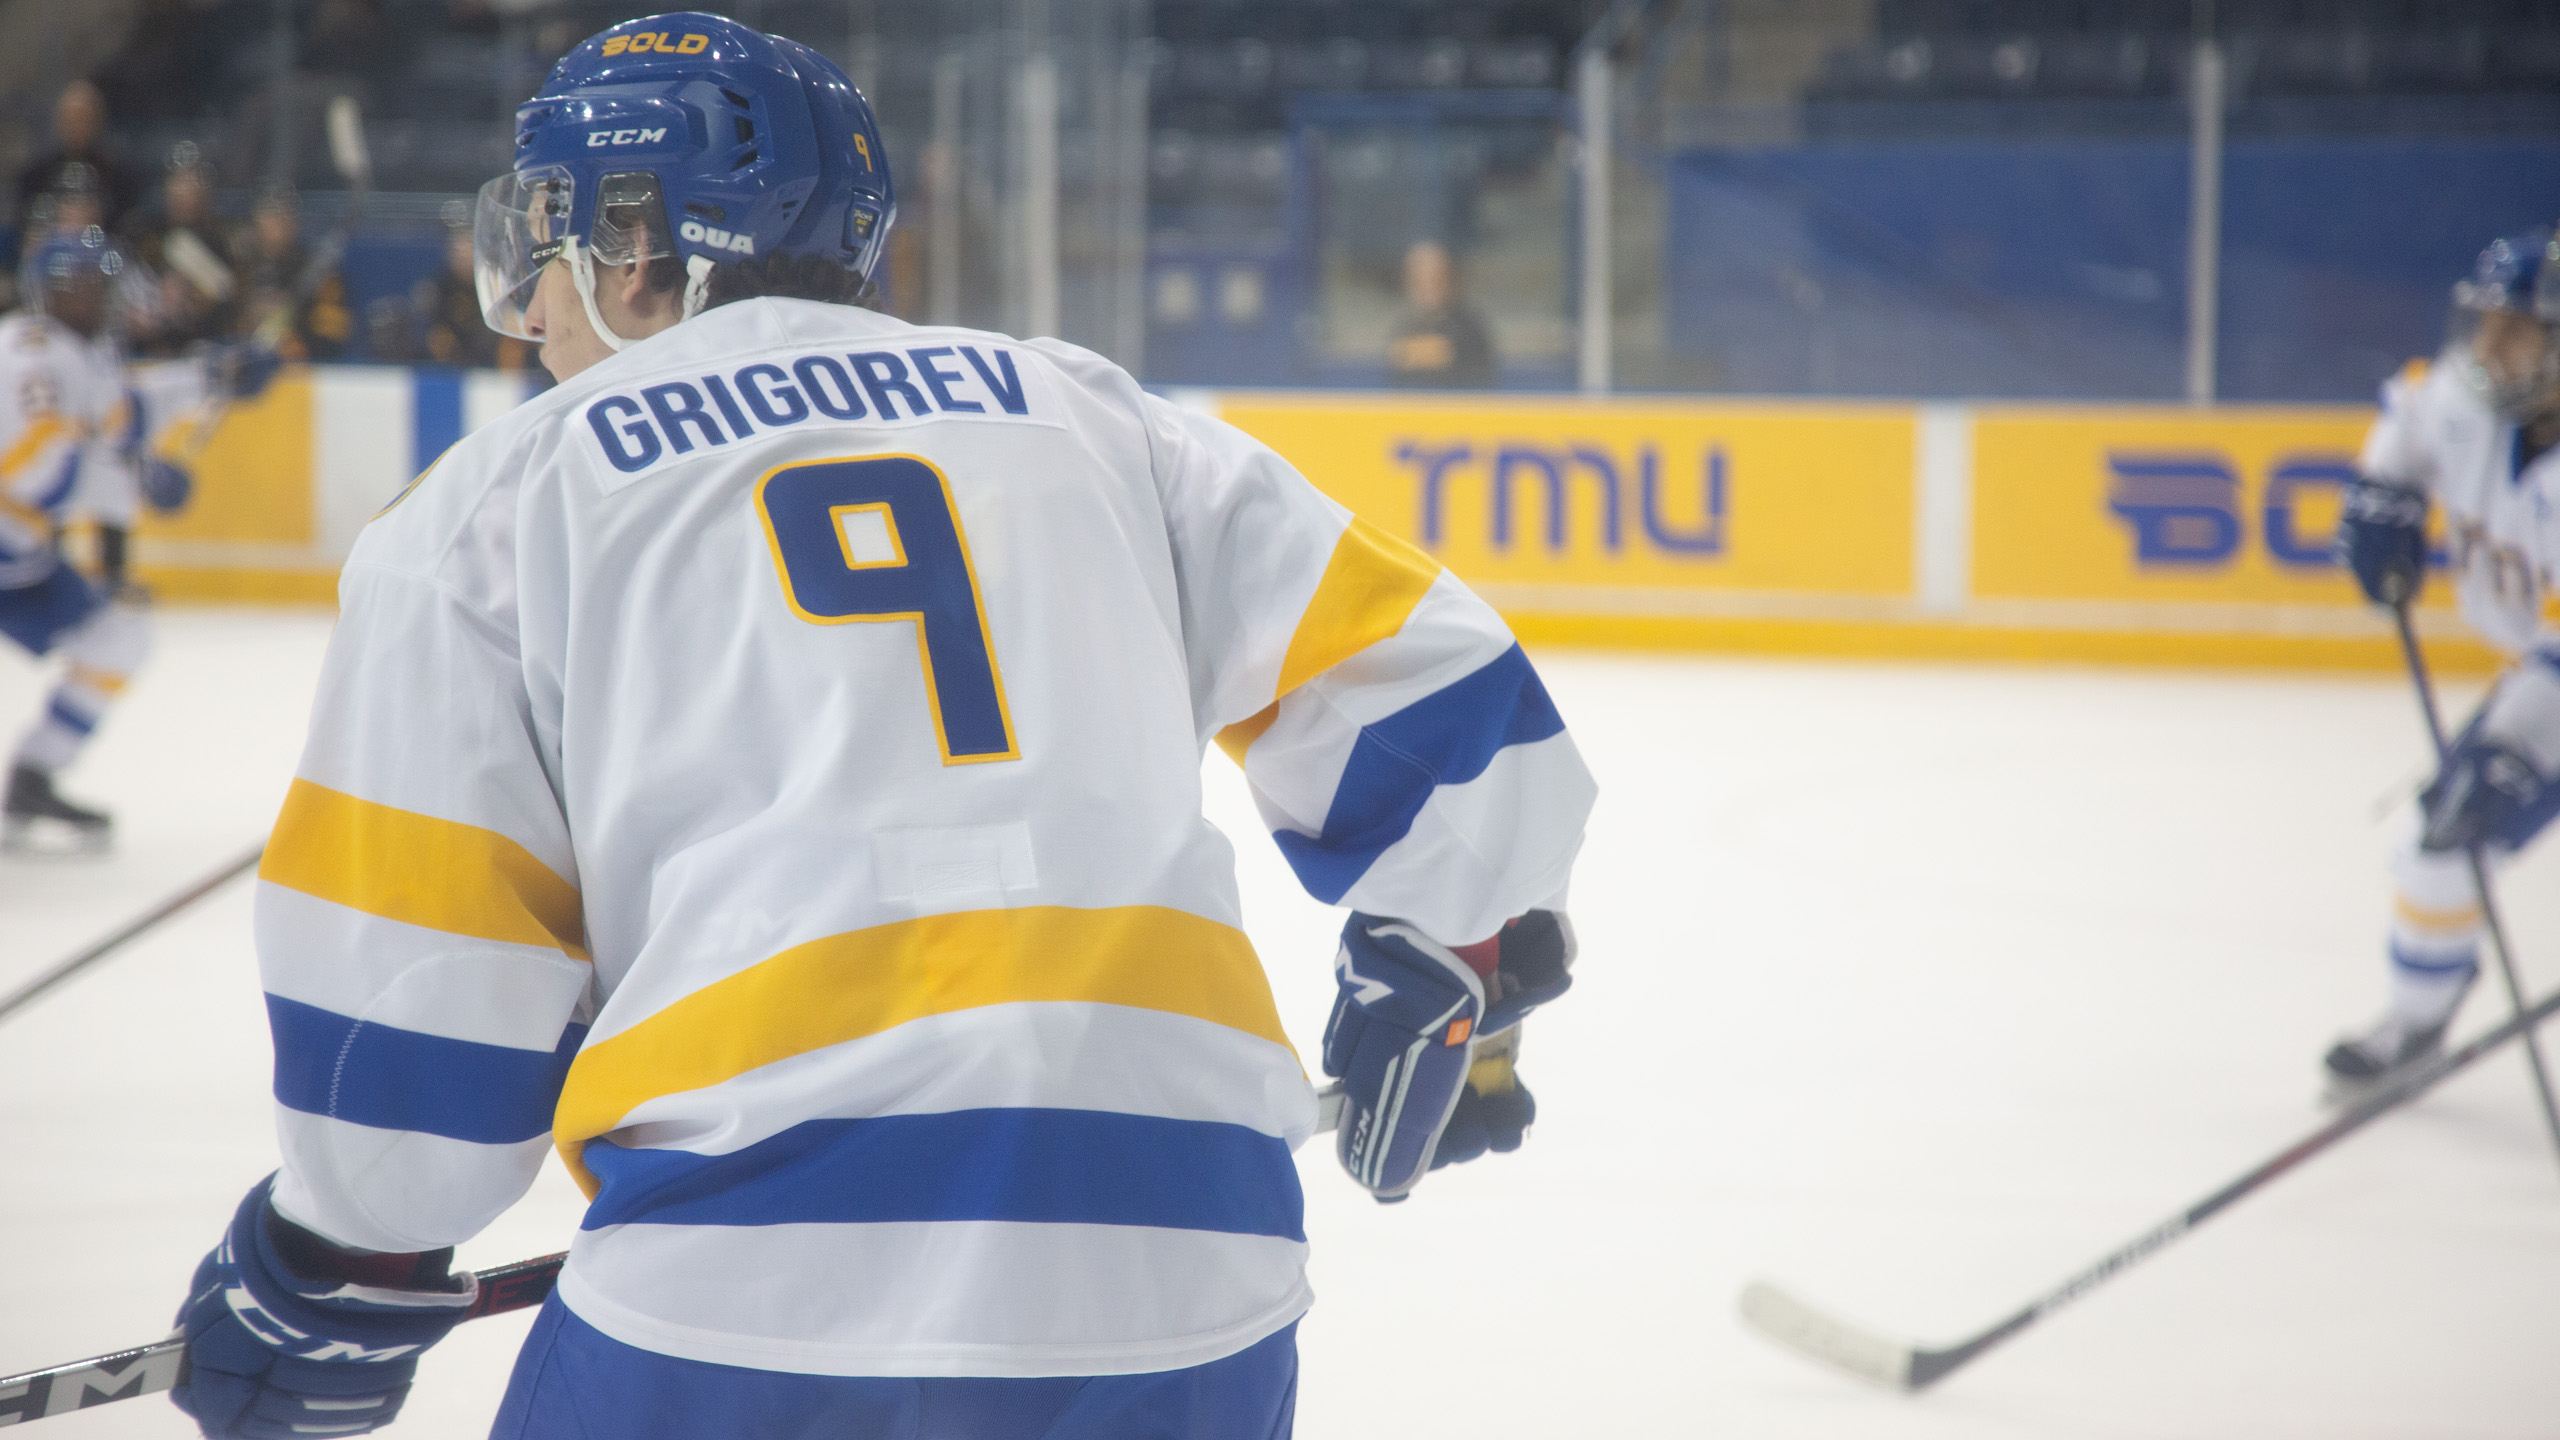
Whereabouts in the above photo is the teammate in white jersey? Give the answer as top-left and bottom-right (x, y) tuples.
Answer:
(167, 15), (1593, 1439)
(2327, 227), (2560, 1093)
(0, 226), (202, 853)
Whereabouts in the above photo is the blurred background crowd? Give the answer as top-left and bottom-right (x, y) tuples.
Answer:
(0, 0), (2553, 397)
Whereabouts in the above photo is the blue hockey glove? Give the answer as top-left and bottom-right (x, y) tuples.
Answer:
(141, 457), (193, 513)
(1324, 910), (1574, 1201)
(209, 342), (285, 402)
(2420, 659), (2560, 854)
(2419, 739), (2545, 853)
(2337, 476), (2428, 607)
(171, 1176), (476, 1439)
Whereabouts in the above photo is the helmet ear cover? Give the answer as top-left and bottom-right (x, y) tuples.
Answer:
(590, 171), (678, 271)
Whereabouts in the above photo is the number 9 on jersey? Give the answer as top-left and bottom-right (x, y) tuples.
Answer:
(754, 454), (1019, 764)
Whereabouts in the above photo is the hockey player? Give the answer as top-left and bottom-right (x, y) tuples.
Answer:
(168, 15), (1593, 1439)
(0, 226), (196, 853)
(2328, 227), (2560, 1094)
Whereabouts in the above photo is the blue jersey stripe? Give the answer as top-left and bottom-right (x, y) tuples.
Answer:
(44, 695), (96, 735)
(1272, 644), (1565, 903)
(267, 994), (584, 1146)
(30, 451), (80, 514)
(579, 1108), (1305, 1240)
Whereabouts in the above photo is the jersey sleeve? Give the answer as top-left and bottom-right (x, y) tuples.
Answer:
(71, 390), (142, 527)
(255, 559), (592, 1255)
(1145, 394), (1595, 946)
(0, 345), (90, 544)
(2361, 357), (2436, 490)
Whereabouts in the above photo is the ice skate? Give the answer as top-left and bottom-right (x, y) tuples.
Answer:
(2322, 1011), (2454, 1103)
(3, 763), (112, 857)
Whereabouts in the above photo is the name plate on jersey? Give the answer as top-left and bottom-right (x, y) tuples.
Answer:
(582, 345), (1057, 482)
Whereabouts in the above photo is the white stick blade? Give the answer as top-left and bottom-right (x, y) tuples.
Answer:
(1739, 1281), (1915, 1389)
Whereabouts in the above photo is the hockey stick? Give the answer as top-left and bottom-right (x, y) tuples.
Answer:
(2389, 600), (2560, 1168)
(0, 844), (263, 1026)
(0, 1085), (1354, 1423)
(0, 1250), (565, 1426)
(1741, 975), (2560, 1390)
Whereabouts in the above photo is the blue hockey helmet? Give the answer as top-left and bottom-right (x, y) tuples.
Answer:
(474, 12), (895, 351)
(26, 224), (128, 293)
(2453, 228), (2548, 317)
(2446, 227), (2560, 418)
(21, 224), (135, 335)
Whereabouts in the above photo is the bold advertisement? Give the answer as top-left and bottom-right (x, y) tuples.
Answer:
(1212, 394), (1917, 600)
(1970, 406), (2429, 610)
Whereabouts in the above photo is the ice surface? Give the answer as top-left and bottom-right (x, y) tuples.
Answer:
(4, 610), (2557, 1438)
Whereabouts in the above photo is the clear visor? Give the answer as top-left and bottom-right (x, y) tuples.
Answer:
(474, 166), (677, 341)
(2448, 303), (2560, 419)
(474, 166), (574, 340)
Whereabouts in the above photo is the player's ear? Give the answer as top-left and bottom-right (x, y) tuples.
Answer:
(612, 258), (653, 312)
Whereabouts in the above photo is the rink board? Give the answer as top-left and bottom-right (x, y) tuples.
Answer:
(136, 370), (2496, 672)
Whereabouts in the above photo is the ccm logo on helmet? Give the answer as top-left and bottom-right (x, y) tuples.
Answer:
(587, 128), (669, 147)
(680, 220), (756, 255)
(602, 32), (709, 56)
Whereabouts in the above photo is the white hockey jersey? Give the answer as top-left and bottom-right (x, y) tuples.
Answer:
(2363, 356), (2560, 655)
(253, 297), (1595, 1378)
(0, 313), (141, 590)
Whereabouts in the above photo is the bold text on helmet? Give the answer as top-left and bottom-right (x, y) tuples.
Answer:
(586, 128), (670, 148)
(602, 32), (710, 57)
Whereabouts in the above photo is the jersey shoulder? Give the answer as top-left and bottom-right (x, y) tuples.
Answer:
(347, 377), (565, 606)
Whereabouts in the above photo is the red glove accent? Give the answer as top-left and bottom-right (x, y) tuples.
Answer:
(1448, 921), (1512, 980)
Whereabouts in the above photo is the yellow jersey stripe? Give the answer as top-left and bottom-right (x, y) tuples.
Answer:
(1275, 517), (1441, 696)
(65, 664), (129, 697)
(552, 904), (1288, 1194)
(0, 415), (72, 479)
(259, 779), (589, 960)
(1214, 701), (1280, 765)
(1214, 517), (1441, 761)
(2394, 894), (2482, 934)
(0, 491), (47, 535)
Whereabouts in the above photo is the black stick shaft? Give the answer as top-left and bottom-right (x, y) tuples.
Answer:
(0, 845), (263, 1025)
(1905, 975), (2560, 1388)
(2388, 604), (2560, 1172)
(0, 1254), (565, 1425)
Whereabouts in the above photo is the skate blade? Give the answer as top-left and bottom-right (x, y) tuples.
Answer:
(1, 818), (113, 859)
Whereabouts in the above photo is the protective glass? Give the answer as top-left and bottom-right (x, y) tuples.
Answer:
(474, 167), (678, 341)
(474, 165), (574, 340)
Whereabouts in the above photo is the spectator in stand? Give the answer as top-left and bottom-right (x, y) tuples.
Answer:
(412, 212), (526, 369)
(14, 81), (144, 236)
(1385, 239), (1497, 389)
(232, 186), (350, 362)
(124, 144), (239, 356)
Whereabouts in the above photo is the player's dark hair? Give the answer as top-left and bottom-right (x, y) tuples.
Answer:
(633, 250), (876, 310)
(702, 252), (875, 309)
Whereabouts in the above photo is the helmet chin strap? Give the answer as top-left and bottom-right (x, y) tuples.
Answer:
(563, 236), (629, 353)
(682, 255), (715, 321)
